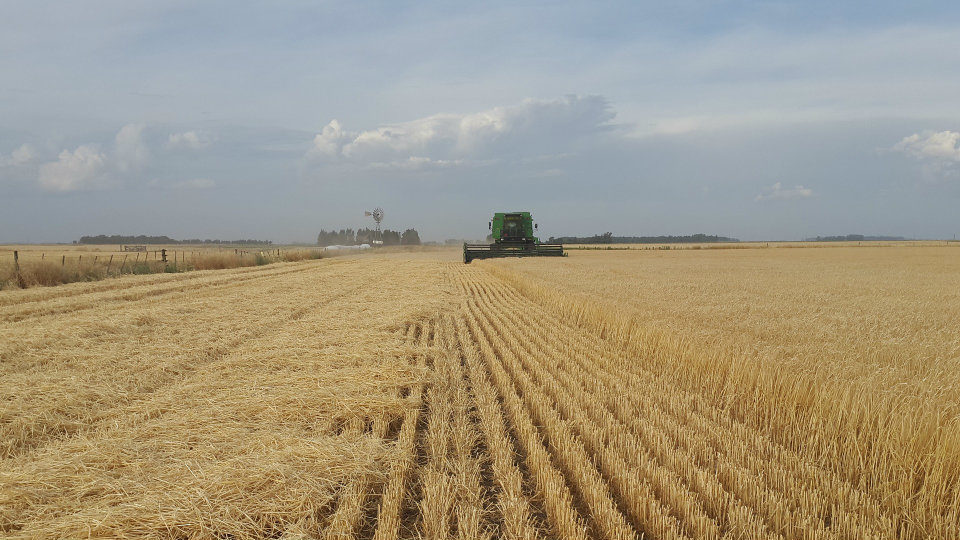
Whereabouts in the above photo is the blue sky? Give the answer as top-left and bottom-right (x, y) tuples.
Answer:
(2, 1), (960, 242)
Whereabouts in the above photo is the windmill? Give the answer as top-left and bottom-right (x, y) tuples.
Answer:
(364, 207), (384, 245)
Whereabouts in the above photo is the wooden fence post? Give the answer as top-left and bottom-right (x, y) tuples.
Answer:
(14, 250), (26, 288)
(61, 255), (65, 266)
(106, 254), (114, 273)
(121, 254), (128, 273)
(161, 249), (167, 262)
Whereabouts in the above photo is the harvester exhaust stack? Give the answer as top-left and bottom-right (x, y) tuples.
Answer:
(463, 211), (565, 263)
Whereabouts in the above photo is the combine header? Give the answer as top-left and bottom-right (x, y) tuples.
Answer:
(463, 211), (565, 263)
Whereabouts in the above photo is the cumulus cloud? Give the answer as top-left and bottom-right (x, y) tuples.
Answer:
(32, 124), (220, 192)
(310, 120), (350, 158)
(754, 182), (813, 201)
(892, 131), (960, 181)
(893, 131), (960, 161)
(115, 123), (151, 173)
(34, 125), (141, 192)
(1, 143), (38, 167)
(167, 130), (213, 150)
(37, 145), (109, 192)
(35, 124), (151, 191)
(307, 95), (615, 169)
(0, 144), (40, 188)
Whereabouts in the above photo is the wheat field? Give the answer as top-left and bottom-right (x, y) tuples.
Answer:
(1, 246), (958, 539)
(0, 245), (330, 289)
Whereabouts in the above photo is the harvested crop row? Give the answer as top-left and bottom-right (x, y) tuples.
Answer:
(0, 258), (452, 538)
(415, 314), (489, 539)
(486, 280), (898, 539)
(484, 248), (960, 538)
(455, 270), (590, 539)
(464, 278), (642, 540)
(453, 263), (919, 540)
(371, 322), (429, 540)
(454, 315), (544, 540)
(477, 278), (795, 538)
(472, 280), (701, 540)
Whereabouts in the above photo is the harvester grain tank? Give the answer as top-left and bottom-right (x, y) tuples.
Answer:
(463, 211), (565, 263)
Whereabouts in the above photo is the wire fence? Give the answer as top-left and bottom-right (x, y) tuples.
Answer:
(1, 247), (326, 289)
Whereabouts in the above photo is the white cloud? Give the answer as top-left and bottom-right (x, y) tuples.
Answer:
(1, 143), (37, 166)
(115, 123), (151, 174)
(893, 131), (960, 162)
(33, 124), (219, 192)
(892, 131), (960, 181)
(0, 143), (39, 188)
(755, 181), (813, 201)
(309, 120), (350, 158)
(167, 130), (212, 150)
(37, 145), (109, 192)
(36, 124), (148, 191)
(307, 95), (615, 168)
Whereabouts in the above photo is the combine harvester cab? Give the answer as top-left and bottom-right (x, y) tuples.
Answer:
(463, 211), (565, 263)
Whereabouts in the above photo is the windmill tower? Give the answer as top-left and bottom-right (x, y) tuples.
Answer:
(364, 207), (384, 245)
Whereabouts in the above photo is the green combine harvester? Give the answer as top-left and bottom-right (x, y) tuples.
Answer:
(463, 211), (565, 263)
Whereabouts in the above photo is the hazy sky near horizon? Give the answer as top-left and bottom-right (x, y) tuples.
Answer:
(2, 1), (960, 242)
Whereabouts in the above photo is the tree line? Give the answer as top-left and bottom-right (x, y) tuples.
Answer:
(548, 232), (739, 244)
(804, 234), (908, 242)
(78, 235), (273, 245)
(317, 228), (421, 246)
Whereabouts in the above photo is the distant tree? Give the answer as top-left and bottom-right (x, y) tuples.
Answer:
(356, 228), (370, 244)
(318, 226), (422, 246)
(382, 229), (401, 245)
(805, 234), (906, 242)
(79, 234), (271, 245)
(401, 228), (421, 245)
(317, 229), (355, 246)
(548, 233), (739, 244)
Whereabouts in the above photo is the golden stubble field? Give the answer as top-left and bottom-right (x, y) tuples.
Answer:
(1, 245), (957, 539)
